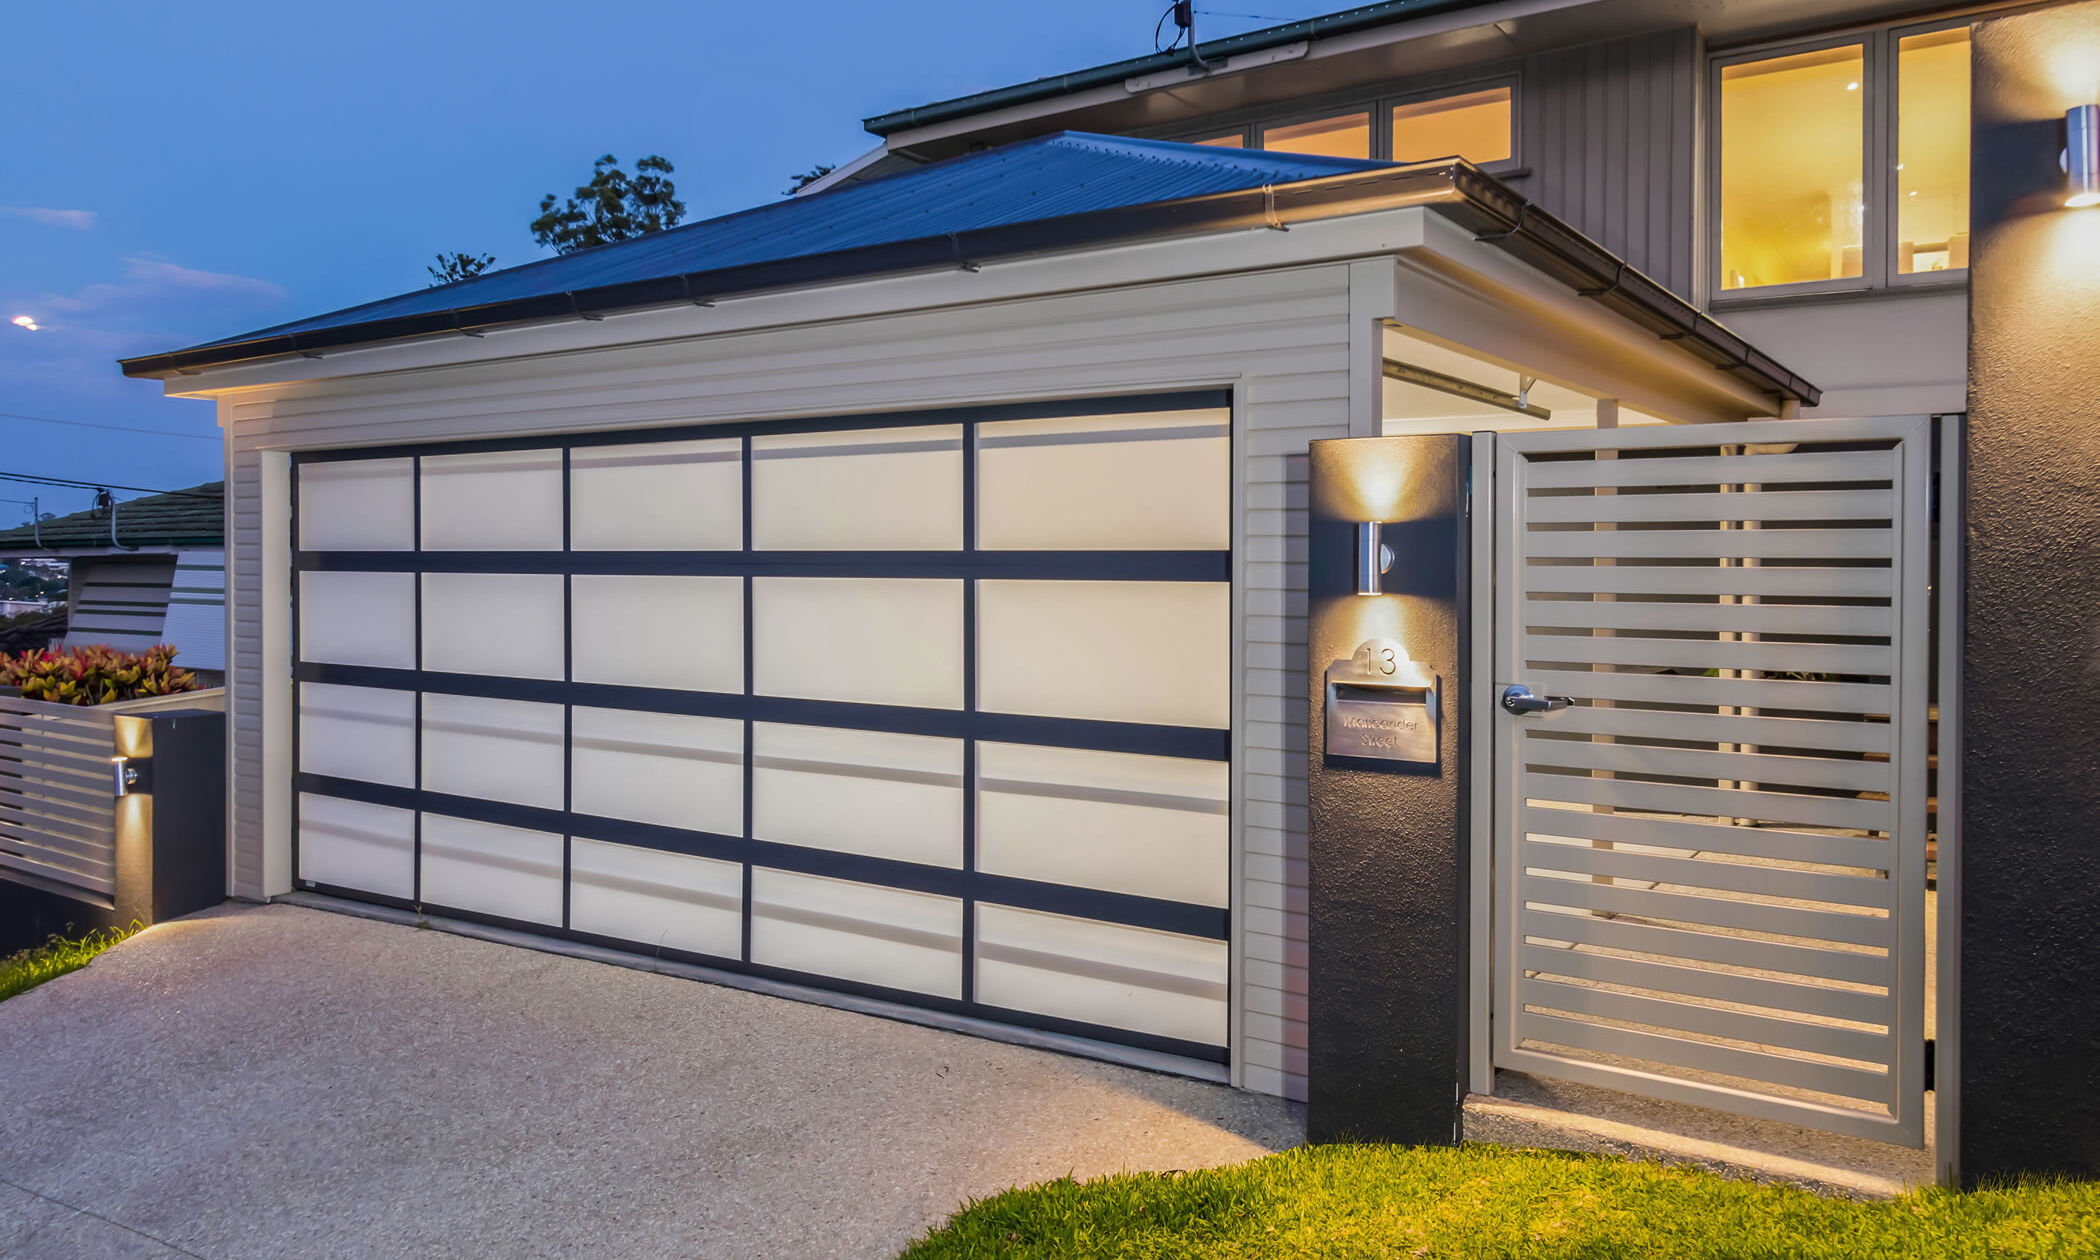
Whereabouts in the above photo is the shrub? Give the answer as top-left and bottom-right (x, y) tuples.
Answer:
(0, 643), (199, 706)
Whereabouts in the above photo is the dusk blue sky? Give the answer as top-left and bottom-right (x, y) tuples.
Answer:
(2, 1), (1313, 521)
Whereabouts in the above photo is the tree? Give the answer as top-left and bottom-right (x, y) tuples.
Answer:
(531, 154), (686, 255)
(785, 163), (837, 196)
(428, 251), (495, 286)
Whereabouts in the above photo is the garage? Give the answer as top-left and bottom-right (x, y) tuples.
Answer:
(288, 393), (1234, 1062)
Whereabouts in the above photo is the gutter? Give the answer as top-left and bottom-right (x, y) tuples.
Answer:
(120, 163), (1816, 406)
(861, 0), (1503, 137)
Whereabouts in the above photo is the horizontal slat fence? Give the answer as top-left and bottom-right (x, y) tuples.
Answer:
(0, 696), (120, 902)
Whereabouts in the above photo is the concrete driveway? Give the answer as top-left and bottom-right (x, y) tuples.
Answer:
(0, 903), (1301, 1259)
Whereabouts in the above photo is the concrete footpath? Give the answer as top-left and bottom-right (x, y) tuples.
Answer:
(0, 903), (1301, 1259)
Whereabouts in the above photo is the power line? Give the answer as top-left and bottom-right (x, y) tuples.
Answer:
(0, 410), (218, 441)
(0, 471), (217, 501)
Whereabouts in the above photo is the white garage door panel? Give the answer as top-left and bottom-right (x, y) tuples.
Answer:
(299, 683), (416, 788)
(570, 438), (743, 551)
(975, 905), (1230, 1047)
(419, 449), (564, 551)
(571, 706), (743, 834)
(298, 793), (415, 898)
(977, 742), (1229, 906)
(978, 580), (1230, 728)
(298, 458), (416, 551)
(420, 814), (565, 926)
(569, 839), (743, 957)
(978, 410), (1231, 551)
(753, 578), (963, 709)
(750, 868), (964, 998)
(571, 575), (743, 694)
(421, 693), (565, 810)
(294, 394), (1232, 1066)
(300, 571), (415, 669)
(752, 724), (962, 868)
(422, 573), (566, 680)
(752, 425), (963, 551)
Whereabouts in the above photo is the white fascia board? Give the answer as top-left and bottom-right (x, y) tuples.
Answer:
(792, 144), (891, 197)
(1395, 212), (1783, 423)
(877, 0), (1590, 152)
(162, 207), (1435, 399)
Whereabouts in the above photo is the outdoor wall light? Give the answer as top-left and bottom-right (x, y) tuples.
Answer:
(2066, 104), (2100, 208)
(110, 755), (144, 798)
(1355, 521), (1396, 596)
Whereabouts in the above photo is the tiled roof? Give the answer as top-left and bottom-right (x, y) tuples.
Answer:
(0, 483), (224, 551)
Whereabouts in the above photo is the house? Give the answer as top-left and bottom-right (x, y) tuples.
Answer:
(113, 0), (2100, 1192)
(0, 483), (226, 681)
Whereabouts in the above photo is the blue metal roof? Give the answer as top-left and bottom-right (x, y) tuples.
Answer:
(170, 134), (1391, 353)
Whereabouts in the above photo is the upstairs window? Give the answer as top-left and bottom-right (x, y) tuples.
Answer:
(1391, 85), (1513, 165)
(1714, 22), (1970, 298)
(1261, 111), (1372, 159)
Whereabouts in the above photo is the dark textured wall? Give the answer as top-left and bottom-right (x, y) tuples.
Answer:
(1305, 435), (1469, 1145)
(1963, 2), (2100, 1185)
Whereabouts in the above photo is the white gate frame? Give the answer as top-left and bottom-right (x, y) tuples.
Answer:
(1461, 416), (1960, 1165)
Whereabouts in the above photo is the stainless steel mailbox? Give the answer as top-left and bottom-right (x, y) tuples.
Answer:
(1323, 639), (1439, 766)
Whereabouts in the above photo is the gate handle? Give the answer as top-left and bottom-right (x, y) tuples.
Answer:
(1501, 684), (1573, 715)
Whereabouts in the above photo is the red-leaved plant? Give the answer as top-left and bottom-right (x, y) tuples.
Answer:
(0, 644), (199, 706)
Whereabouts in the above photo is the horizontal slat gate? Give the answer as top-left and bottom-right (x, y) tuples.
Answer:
(0, 696), (120, 902)
(1492, 416), (1931, 1146)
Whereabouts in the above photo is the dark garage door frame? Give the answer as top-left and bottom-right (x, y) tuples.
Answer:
(289, 388), (1234, 1065)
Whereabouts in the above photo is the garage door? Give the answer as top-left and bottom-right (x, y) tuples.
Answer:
(289, 392), (1233, 1063)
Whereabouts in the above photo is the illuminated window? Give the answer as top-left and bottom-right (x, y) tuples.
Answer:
(1193, 132), (1245, 148)
(1719, 45), (1867, 291)
(1261, 111), (1371, 159)
(1391, 86), (1513, 164)
(1897, 27), (1970, 274)
(1714, 24), (1970, 296)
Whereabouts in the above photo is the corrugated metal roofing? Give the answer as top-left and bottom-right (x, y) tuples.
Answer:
(175, 135), (1391, 352)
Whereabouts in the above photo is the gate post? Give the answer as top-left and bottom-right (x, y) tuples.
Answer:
(1305, 434), (1473, 1145)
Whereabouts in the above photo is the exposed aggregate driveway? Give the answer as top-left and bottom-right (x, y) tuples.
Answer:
(0, 903), (1301, 1259)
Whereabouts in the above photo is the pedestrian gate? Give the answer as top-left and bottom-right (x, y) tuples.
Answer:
(1489, 416), (1933, 1145)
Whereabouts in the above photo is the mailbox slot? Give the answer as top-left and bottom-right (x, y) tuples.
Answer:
(1324, 674), (1440, 766)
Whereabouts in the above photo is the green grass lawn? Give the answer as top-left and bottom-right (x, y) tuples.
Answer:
(901, 1143), (2100, 1259)
(0, 926), (136, 1004)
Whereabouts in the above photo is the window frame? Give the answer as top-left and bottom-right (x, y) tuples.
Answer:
(1161, 72), (1524, 174)
(1707, 21), (1971, 306)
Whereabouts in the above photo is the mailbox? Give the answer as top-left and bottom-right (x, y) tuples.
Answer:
(1323, 638), (1439, 766)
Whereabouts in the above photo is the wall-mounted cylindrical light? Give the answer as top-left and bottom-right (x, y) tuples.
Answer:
(2067, 104), (2100, 208)
(1355, 521), (1395, 596)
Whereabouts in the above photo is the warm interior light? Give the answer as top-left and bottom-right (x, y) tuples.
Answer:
(2066, 104), (2100, 208)
(1355, 521), (1395, 596)
(1719, 45), (1868, 289)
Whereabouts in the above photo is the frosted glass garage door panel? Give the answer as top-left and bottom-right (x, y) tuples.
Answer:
(420, 693), (565, 810)
(298, 459), (415, 551)
(299, 571), (414, 669)
(569, 839), (742, 959)
(570, 438), (742, 551)
(750, 868), (963, 998)
(753, 724), (962, 868)
(751, 425), (962, 550)
(978, 581), (1229, 728)
(977, 743), (1228, 906)
(298, 683), (415, 788)
(422, 572), (565, 680)
(571, 707), (743, 835)
(570, 575), (741, 694)
(977, 410), (1230, 550)
(298, 793), (414, 899)
(976, 905), (1228, 1047)
(419, 814), (564, 926)
(753, 578), (962, 709)
(419, 448), (564, 551)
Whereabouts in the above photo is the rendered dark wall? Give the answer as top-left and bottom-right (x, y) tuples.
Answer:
(1305, 435), (1469, 1145)
(1963, 2), (2100, 1185)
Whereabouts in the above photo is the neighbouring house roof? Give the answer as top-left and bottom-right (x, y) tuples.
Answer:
(119, 133), (1817, 403)
(0, 483), (224, 553)
(859, 0), (1501, 137)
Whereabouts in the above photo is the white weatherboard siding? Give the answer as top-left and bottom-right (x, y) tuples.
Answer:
(220, 263), (1348, 1100)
